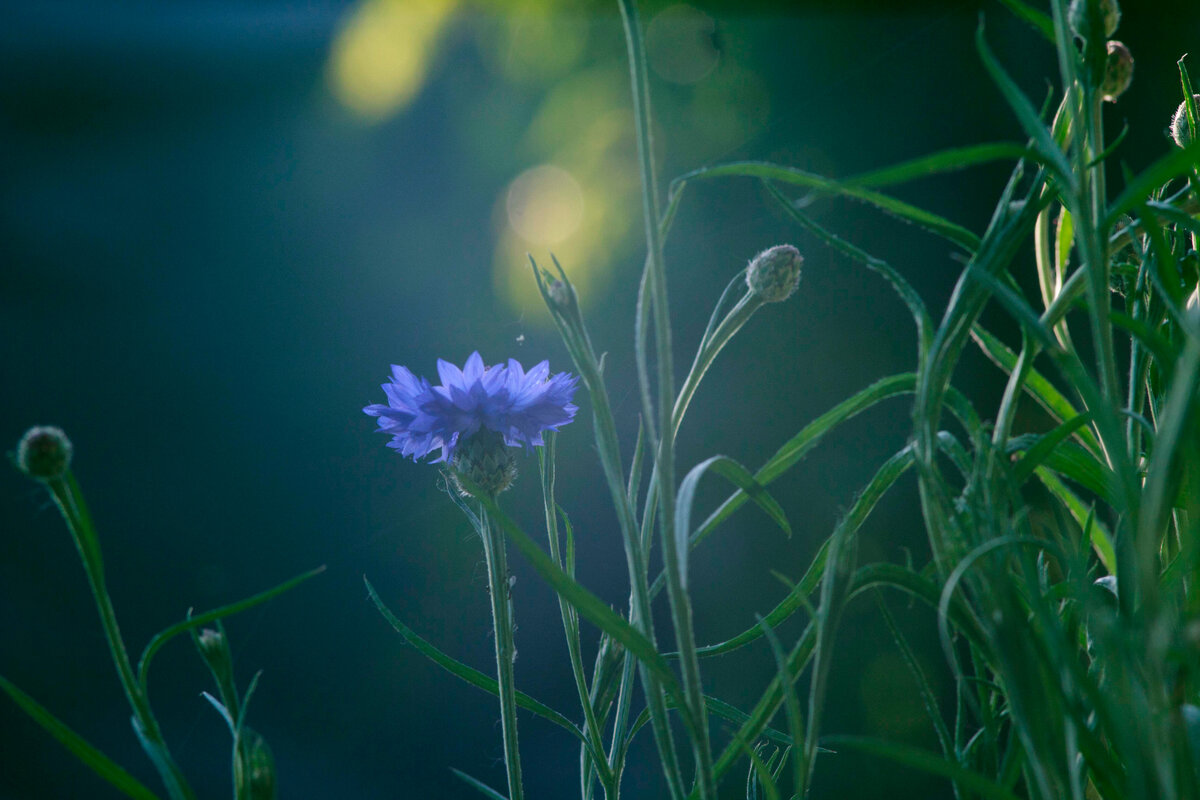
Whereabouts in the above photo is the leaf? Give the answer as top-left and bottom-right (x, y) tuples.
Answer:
(450, 769), (510, 800)
(821, 736), (1023, 800)
(970, 325), (1101, 456)
(689, 373), (918, 555)
(673, 161), (981, 251)
(975, 21), (1072, 185)
(693, 443), (914, 658)
(1038, 467), (1116, 573)
(1106, 142), (1200, 226)
(764, 181), (931, 349)
(138, 565), (326, 691)
(840, 142), (1032, 188)
(676, 455), (791, 587)
(996, 0), (1054, 40)
(1011, 413), (1094, 484)
(0, 673), (162, 800)
(363, 577), (597, 758)
(465, 485), (685, 705)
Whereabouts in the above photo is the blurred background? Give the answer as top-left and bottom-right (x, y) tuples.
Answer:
(2, 0), (1197, 797)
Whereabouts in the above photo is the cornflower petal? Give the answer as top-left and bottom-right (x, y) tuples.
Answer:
(365, 353), (577, 462)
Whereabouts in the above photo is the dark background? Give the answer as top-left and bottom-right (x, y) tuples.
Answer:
(2, 1), (1196, 797)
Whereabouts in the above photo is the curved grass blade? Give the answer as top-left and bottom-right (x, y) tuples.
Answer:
(460, 481), (685, 704)
(693, 443), (914, 658)
(676, 455), (791, 588)
(364, 577), (598, 760)
(970, 325), (1101, 456)
(873, 592), (955, 779)
(1106, 141), (1200, 227)
(975, 21), (1072, 184)
(1011, 413), (1094, 484)
(137, 565), (325, 692)
(995, 0), (1054, 41)
(757, 616), (805, 797)
(840, 142), (1031, 188)
(451, 769), (509, 800)
(821, 736), (1022, 800)
(673, 161), (981, 251)
(1040, 467), (1117, 572)
(687, 373), (918, 558)
(763, 181), (931, 350)
(0, 674), (163, 800)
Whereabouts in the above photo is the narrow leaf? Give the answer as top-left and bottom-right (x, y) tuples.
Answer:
(0, 674), (162, 800)
(822, 736), (1023, 800)
(676, 455), (791, 587)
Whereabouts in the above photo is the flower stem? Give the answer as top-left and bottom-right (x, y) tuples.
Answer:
(47, 474), (196, 800)
(618, 0), (715, 796)
(479, 507), (524, 800)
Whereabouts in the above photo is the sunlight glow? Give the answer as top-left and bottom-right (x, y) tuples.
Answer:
(328, 0), (459, 120)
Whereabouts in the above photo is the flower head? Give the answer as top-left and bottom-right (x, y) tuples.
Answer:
(746, 244), (803, 303)
(364, 352), (579, 464)
(15, 425), (73, 482)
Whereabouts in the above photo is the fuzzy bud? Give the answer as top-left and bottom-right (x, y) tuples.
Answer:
(1171, 95), (1200, 149)
(746, 245), (803, 303)
(451, 430), (517, 498)
(196, 628), (234, 682)
(1101, 41), (1133, 102)
(1068, 0), (1120, 40)
(15, 426), (73, 482)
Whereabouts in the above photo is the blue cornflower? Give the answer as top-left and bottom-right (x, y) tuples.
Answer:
(363, 352), (579, 464)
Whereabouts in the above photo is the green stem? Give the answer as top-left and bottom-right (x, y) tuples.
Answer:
(479, 507), (524, 800)
(618, 0), (715, 796)
(538, 443), (615, 798)
(48, 474), (195, 800)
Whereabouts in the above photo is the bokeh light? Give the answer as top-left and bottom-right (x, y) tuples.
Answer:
(328, 0), (458, 120)
(505, 164), (585, 245)
(646, 4), (719, 85)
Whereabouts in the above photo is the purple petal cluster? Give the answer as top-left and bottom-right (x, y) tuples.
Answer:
(364, 352), (579, 463)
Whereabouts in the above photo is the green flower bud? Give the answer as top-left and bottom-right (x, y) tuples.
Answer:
(746, 244), (803, 303)
(1068, 0), (1120, 39)
(1101, 41), (1133, 102)
(451, 430), (518, 498)
(196, 628), (235, 687)
(15, 425), (73, 482)
(1172, 95), (1200, 149)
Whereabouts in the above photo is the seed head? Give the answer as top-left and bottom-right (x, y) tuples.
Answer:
(1068, 0), (1120, 40)
(15, 426), (73, 482)
(451, 430), (518, 498)
(746, 245), (803, 303)
(1172, 95), (1200, 149)
(1100, 41), (1133, 102)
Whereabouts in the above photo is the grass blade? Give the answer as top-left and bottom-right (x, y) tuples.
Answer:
(364, 577), (599, 760)
(0, 673), (162, 800)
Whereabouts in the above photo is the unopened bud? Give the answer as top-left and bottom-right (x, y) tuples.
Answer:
(547, 278), (573, 312)
(1068, 0), (1120, 40)
(1101, 41), (1133, 102)
(746, 245), (803, 303)
(451, 430), (518, 498)
(15, 426), (73, 482)
(1171, 95), (1200, 149)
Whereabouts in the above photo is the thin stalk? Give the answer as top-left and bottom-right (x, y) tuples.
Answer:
(479, 507), (524, 800)
(674, 292), (763, 439)
(47, 474), (195, 800)
(538, 443), (616, 798)
(618, 0), (715, 796)
(529, 259), (685, 799)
